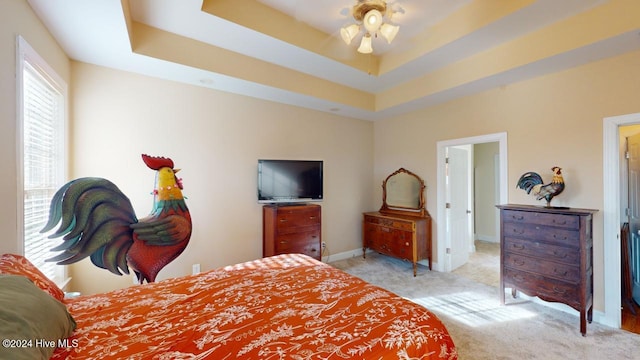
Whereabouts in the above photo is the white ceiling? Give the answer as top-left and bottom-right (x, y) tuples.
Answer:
(26, 0), (640, 121)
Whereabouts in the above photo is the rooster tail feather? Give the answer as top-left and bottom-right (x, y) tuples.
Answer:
(90, 248), (107, 270)
(516, 172), (543, 194)
(48, 178), (125, 238)
(58, 188), (136, 240)
(51, 224), (132, 267)
(115, 240), (131, 275)
(41, 180), (75, 234)
(50, 233), (81, 251)
(44, 177), (137, 275)
(61, 202), (136, 241)
(99, 233), (133, 275)
(46, 251), (78, 264)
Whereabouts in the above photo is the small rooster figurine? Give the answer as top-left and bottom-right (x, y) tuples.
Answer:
(42, 154), (192, 283)
(516, 166), (565, 207)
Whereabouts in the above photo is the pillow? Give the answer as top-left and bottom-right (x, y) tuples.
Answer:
(0, 275), (76, 360)
(0, 254), (65, 301)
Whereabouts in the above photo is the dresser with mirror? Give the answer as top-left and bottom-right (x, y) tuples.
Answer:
(363, 168), (431, 276)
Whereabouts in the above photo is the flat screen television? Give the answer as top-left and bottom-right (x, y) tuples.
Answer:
(257, 159), (323, 204)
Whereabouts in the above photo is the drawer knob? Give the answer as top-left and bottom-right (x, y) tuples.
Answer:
(513, 259), (525, 266)
(552, 234), (568, 240)
(512, 228), (525, 235)
(309, 216), (316, 220)
(405, 242), (409, 246)
(553, 251), (568, 259)
(553, 286), (567, 294)
(512, 244), (525, 250)
(512, 215), (524, 220)
(553, 268), (569, 276)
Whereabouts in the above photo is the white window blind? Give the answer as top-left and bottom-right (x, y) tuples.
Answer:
(18, 36), (67, 286)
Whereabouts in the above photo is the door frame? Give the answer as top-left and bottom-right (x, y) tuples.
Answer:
(436, 132), (508, 272)
(602, 112), (640, 328)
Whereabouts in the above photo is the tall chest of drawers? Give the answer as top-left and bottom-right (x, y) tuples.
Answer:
(497, 204), (597, 336)
(362, 211), (431, 276)
(263, 204), (321, 261)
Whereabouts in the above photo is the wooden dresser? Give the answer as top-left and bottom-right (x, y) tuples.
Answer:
(263, 204), (321, 261)
(497, 204), (597, 336)
(363, 211), (431, 276)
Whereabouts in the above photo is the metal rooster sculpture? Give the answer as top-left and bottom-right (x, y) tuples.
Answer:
(516, 166), (565, 207)
(42, 154), (192, 284)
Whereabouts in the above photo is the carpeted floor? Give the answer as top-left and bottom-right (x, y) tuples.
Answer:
(330, 244), (640, 360)
(452, 240), (500, 288)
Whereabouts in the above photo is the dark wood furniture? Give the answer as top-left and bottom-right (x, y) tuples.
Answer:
(363, 211), (431, 276)
(363, 168), (431, 276)
(263, 204), (321, 261)
(497, 204), (597, 336)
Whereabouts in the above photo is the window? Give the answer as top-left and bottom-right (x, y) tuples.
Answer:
(17, 36), (67, 286)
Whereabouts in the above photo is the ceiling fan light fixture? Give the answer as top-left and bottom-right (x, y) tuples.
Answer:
(357, 33), (373, 54)
(343, 0), (400, 54)
(379, 23), (399, 43)
(340, 24), (360, 45)
(363, 9), (383, 32)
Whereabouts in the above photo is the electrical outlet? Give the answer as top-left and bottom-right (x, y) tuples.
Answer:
(321, 242), (327, 249)
(192, 263), (201, 275)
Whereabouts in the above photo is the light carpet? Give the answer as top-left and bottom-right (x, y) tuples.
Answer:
(330, 252), (640, 360)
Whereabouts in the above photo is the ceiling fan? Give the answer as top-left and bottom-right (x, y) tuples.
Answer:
(340, 0), (401, 54)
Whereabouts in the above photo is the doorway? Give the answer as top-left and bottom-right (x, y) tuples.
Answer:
(436, 132), (508, 272)
(603, 112), (640, 330)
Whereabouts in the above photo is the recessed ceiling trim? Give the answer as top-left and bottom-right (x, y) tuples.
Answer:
(130, 21), (376, 111)
(201, 0), (378, 75)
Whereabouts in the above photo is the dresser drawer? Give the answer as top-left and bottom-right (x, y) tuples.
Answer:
(503, 222), (579, 247)
(276, 208), (320, 229)
(364, 215), (414, 231)
(504, 237), (580, 264)
(275, 231), (320, 252)
(504, 252), (580, 283)
(502, 209), (579, 230)
(373, 238), (412, 261)
(503, 268), (580, 305)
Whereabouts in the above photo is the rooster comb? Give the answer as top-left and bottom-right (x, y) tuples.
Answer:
(141, 154), (174, 170)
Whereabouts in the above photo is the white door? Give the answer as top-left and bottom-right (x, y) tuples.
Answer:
(447, 146), (473, 271)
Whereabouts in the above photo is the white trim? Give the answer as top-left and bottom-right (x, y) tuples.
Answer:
(436, 132), (508, 272)
(602, 112), (640, 329)
(323, 248), (373, 263)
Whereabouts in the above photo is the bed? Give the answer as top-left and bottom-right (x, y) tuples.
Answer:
(0, 253), (457, 359)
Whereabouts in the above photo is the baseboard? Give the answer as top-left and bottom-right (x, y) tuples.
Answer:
(323, 248), (372, 263)
(476, 234), (499, 243)
(324, 249), (439, 272)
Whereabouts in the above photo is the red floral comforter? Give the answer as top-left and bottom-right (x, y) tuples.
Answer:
(52, 254), (456, 359)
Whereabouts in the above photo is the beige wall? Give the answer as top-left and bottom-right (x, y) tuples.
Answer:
(68, 62), (374, 294)
(0, 0), (70, 255)
(474, 142), (499, 242)
(373, 49), (640, 312)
